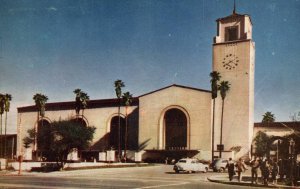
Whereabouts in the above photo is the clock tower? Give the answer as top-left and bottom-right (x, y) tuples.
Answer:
(212, 9), (255, 158)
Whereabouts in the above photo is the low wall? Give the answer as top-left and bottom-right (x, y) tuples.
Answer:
(10, 162), (42, 171)
(9, 161), (142, 171)
(0, 158), (7, 170)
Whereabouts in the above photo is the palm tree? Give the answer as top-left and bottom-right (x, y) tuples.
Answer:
(210, 71), (221, 161)
(122, 91), (133, 162)
(114, 79), (125, 161)
(218, 81), (230, 158)
(262, 111), (275, 125)
(0, 94), (4, 158)
(33, 93), (48, 158)
(3, 94), (12, 158)
(73, 89), (89, 120)
(74, 89), (82, 117)
(80, 92), (89, 119)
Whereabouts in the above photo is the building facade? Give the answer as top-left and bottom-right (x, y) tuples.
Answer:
(17, 10), (255, 162)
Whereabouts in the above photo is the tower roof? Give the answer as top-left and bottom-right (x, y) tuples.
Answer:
(216, 12), (252, 25)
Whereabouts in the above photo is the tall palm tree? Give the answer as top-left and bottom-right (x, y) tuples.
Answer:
(80, 92), (89, 119)
(33, 93), (48, 158)
(73, 89), (82, 117)
(210, 71), (221, 161)
(3, 94), (12, 158)
(262, 111), (275, 126)
(122, 91), (133, 162)
(0, 94), (4, 158)
(73, 89), (89, 121)
(114, 79), (125, 161)
(218, 81), (230, 158)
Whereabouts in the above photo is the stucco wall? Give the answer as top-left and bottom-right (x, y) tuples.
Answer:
(138, 86), (212, 151)
(17, 105), (138, 157)
(213, 40), (255, 157)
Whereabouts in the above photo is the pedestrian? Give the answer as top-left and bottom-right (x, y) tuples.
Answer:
(226, 158), (235, 181)
(278, 158), (285, 181)
(261, 159), (270, 186)
(250, 157), (260, 184)
(235, 158), (247, 182)
(271, 159), (279, 185)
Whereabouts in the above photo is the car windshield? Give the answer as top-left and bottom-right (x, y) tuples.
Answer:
(178, 160), (187, 163)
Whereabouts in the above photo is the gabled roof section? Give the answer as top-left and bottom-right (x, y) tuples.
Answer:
(18, 97), (139, 113)
(139, 84), (211, 98)
(216, 12), (252, 25)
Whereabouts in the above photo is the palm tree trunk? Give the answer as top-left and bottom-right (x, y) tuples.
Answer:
(219, 100), (225, 158)
(35, 112), (39, 160)
(118, 100), (121, 162)
(4, 111), (7, 158)
(212, 99), (215, 162)
(0, 115), (2, 158)
(124, 106), (128, 162)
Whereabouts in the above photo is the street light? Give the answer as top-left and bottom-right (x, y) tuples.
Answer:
(289, 138), (295, 186)
(277, 139), (282, 161)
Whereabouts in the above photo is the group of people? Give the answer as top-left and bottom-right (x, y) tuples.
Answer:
(226, 158), (247, 182)
(226, 157), (279, 186)
(250, 157), (279, 186)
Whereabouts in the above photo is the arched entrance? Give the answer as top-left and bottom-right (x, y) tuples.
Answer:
(109, 116), (126, 150)
(37, 119), (51, 160)
(164, 108), (188, 150)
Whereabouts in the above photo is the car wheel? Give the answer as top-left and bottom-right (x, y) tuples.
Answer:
(218, 167), (225, 172)
(175, 170), (179, 173)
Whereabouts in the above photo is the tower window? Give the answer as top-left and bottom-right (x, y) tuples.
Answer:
(225, 26), (238, 41)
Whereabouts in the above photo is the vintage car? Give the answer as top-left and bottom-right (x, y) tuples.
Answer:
(173, 158), (209, 173)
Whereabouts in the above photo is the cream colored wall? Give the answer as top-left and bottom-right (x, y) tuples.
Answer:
(17, 106), (138, 156)
(213, 40), (255, 158)
(138, 86), (212, 151)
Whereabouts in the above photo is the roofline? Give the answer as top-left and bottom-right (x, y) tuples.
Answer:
(216, 13), (253, 26)
(138, 84), (211, 98)
(254, 121), (300, 128)
(18, 97), (139, 113)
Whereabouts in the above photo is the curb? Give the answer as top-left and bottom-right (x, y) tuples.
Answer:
(207, 176), (300, 189)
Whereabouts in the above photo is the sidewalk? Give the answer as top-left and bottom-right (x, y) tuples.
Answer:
(207, 170), (300, 188)
(0, 162), (150, 176)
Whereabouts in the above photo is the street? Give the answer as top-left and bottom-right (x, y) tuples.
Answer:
(0, 164), (267, 189)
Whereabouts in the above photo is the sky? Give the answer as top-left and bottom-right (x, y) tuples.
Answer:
(0, 0), (300, 134)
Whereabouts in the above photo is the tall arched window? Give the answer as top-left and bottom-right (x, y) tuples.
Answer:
(164, 108), (187, 150)
(110, 116), (126, 150)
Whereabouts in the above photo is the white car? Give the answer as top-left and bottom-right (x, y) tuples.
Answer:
(173, 158), (209, 173)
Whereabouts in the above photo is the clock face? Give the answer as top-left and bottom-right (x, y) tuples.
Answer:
(222, 54), (239, 70)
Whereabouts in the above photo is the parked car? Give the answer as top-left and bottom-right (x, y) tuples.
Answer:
(173, 158), (209, 173)
(210, 158), (229, 172)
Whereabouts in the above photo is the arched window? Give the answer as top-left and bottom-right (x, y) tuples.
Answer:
(37, 119), (51, 152)
(164, 108), (187, 150)
(110, 116), (126, 150)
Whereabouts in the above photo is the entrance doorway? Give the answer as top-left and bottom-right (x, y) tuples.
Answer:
(164, 108), (187, 150)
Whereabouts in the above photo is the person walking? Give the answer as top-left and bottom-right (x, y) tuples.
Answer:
(271, 159), (279, 185)
(235, 158), (247, 182)
(226, 158), (235, 181)
(261, 159), (271, 186)
(250, 157), (260, 184)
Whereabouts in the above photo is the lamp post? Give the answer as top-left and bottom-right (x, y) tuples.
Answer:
(289, 138), (295, 186)
(277, 139), (282, 161)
